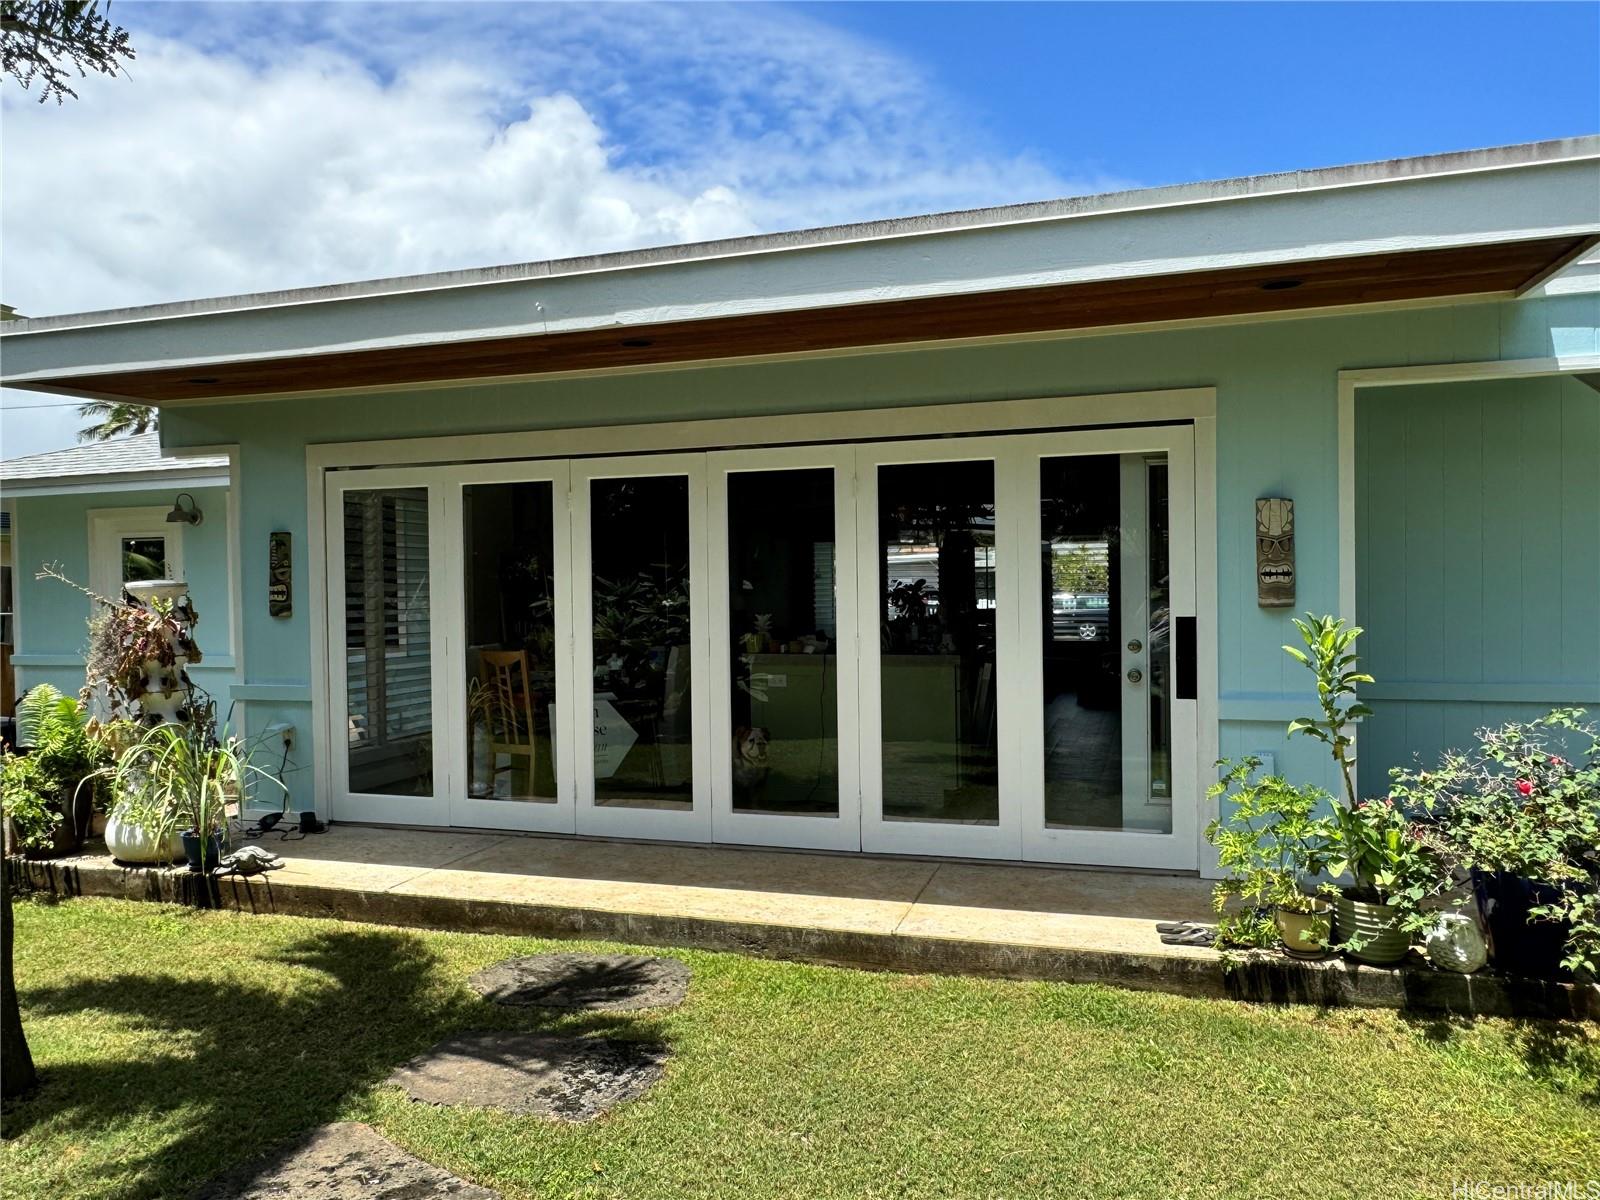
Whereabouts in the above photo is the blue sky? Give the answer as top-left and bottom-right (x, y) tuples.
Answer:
(2, 1), (1596, 457)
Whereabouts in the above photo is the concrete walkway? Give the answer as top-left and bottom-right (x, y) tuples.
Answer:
(238, 824), (1220, 959)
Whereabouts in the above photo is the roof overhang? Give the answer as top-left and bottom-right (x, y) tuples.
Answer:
(0, 465), (231, 498)
(3, 137), (1597, 405)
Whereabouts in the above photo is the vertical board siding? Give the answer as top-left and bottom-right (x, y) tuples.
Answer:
(1357, 375), (1600, 795)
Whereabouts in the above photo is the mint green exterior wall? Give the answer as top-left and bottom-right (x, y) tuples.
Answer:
(155, 292), (1600, 817)
(9, 485), (235, 716)
(1356, 374), (1600, 794)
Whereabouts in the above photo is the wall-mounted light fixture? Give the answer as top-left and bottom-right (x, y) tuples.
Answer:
(166, 492), (204, 526)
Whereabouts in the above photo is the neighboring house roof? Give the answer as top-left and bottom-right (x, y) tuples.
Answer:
(0, 432), (229, 497)
(1, 136), (1596, 404)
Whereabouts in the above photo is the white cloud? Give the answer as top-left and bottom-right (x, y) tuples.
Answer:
(2, 3), (1127, 318)
(0, 3), (1133, 455)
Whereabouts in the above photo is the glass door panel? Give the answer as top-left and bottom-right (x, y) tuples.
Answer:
(327, 469), (450, 825)
(574, 457), (710, 841)
(343, 486), (435, 797)
(729, 468), (839, 813)
(1019, 427), (1197, 869)
(462, 482), (558, 804)
(1038, 453), (1171, 834)
(858, 442), (1022, 858)
(709, 450), (860, 851)
(879, 460), (999, 824)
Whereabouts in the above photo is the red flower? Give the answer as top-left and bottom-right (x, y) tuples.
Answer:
(1516, 779), (1534, 796)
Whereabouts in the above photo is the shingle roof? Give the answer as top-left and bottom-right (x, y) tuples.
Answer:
(1, 432), (228, 483)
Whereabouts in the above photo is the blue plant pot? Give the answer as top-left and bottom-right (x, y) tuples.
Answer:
(180, 830), (223, 873)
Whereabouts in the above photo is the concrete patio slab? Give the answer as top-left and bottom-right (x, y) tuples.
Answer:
(12, 824), (1597, 1020)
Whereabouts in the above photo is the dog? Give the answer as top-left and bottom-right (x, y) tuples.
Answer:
(732, 725), (771, 793)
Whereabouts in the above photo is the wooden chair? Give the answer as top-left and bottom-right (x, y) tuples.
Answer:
(478, 649), (538, 797)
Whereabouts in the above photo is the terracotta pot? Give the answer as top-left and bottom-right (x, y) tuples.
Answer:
(1275, 900), (1332, 960)
(1333, 894), (1411, 965)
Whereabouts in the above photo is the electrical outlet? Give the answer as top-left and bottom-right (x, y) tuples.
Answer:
(264, 722), (295, 751)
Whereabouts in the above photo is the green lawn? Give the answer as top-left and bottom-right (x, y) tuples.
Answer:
(3, 897), (1597, 1200)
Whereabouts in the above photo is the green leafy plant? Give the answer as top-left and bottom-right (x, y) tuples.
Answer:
(1283, 613), (1371, 810)
(1392, 708), (1600, 978)
(1, 685), (102, 852)
(1205, 758), (1335, 951)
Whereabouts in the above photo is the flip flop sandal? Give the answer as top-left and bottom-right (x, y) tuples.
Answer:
(1155, 920), (1204, 934)
(1160, 926), (1216, 947)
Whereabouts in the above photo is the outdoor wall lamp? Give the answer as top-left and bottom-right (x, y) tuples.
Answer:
(166, 492), (204, 526)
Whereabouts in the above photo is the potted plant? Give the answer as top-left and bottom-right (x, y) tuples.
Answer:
(1281, 615), (1452, 965)
(1323, 797), (1442, 964)
(1394, 708), (1600, 980)
(93, 720), (285, 873)
(1205, 759), (1335, 958)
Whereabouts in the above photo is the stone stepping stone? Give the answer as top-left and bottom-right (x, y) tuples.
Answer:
(189, 1121), (499, 1199)
(469, 953), (690, 1011)
(387, 1031), (667, 1122)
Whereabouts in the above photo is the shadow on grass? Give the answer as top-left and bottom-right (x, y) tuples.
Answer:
(1399, 1010), (1600, 1107)
(5, 924), (668, 1200)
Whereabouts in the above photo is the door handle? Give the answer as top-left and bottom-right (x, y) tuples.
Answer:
(1126, 668), (1143, 684)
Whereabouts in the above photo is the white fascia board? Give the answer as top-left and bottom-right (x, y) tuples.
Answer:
(0, 469), (230, 497)
(2, 152), (1597, 388)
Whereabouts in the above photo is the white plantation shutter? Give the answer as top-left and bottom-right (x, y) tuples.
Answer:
(344, 491), (432, 749)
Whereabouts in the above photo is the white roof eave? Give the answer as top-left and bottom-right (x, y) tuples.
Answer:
(1, 136), (1596, 389)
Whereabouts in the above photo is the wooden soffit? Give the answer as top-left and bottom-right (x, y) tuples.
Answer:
(25, 235), (1596, 403)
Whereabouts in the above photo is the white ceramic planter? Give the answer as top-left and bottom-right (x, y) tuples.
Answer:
(104, 809), (184, 864)
(1424, 911), (1488, 974)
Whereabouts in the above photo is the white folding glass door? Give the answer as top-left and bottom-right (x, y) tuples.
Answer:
(440, 462), (577, 833)
(325, 466), (453, 826)
(572, 455), (713, 841)
(708, 448), (861, 851)
(856, 439), (1028, 858)
(1018, 426), (1197, 869)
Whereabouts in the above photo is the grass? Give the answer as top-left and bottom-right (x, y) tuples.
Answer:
(2, 897), (1597, 1200)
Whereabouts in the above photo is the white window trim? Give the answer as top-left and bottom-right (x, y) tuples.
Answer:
(87, 506), (186, 603)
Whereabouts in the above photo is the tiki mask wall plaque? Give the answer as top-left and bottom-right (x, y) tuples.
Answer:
(1255, 498), (1295, 607)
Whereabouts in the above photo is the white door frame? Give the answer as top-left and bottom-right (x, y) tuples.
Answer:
(322, 465), (454, 826)
(707, 445), (862, 851)
(305, 387), (1219, 866)
(1017, 425), (1198, 869)
(439, 460), (578, 834)
(855, 436), (1029, 859)
(571, 453), (713, 842)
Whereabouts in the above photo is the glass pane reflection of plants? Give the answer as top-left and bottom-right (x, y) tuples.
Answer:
(343, 488), (433, 796)
(878, 460), (998, 824)
(464, 482), (557, 803)
(591, 475), (693, 809)
(728, 468), (838, 816)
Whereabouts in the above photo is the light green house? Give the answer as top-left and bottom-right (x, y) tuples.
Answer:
(2, 137), (1596, 876)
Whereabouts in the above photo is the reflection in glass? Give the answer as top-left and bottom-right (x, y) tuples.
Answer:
(344, 488), (433, 796)
(463, 483), (557, 803)
(591, 476), (693, 808)
(121, 536), (167, 589)
(878, 460), (998, 824)
(1040, 454), (1171, 833)
(728, 468), (838, 816)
